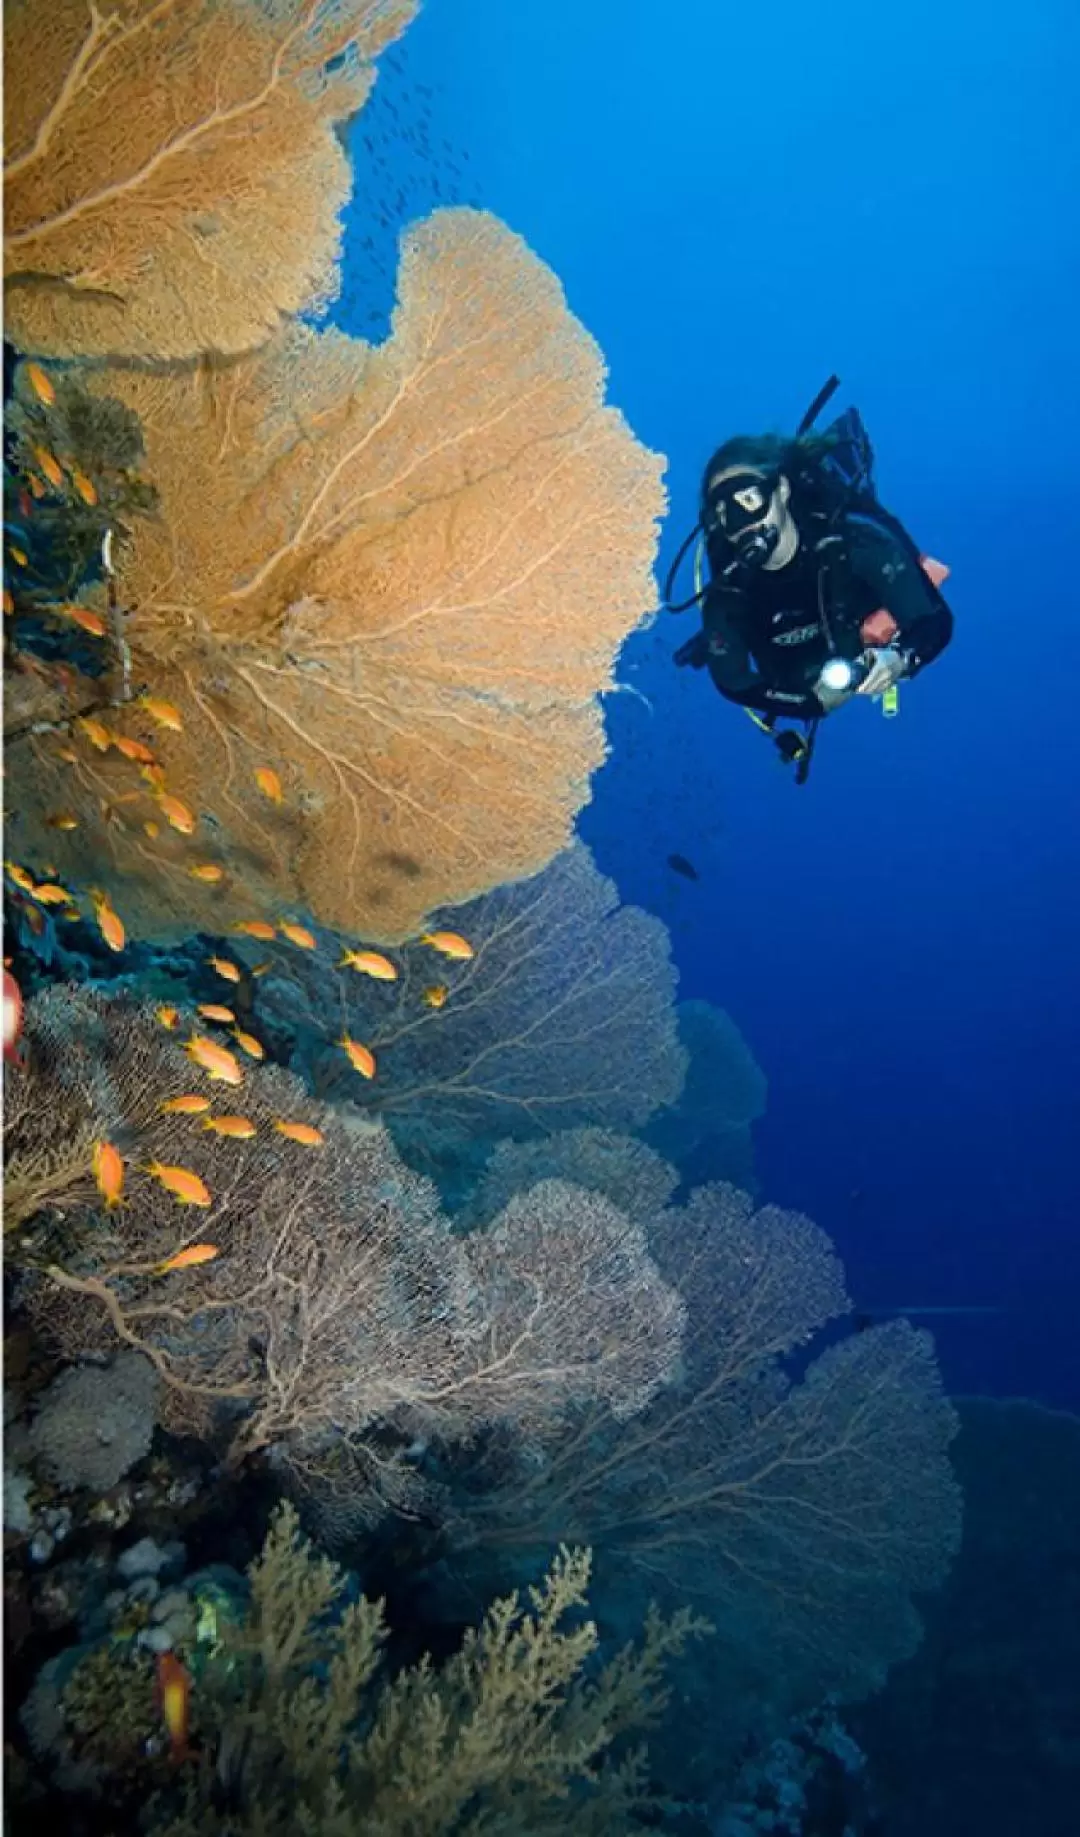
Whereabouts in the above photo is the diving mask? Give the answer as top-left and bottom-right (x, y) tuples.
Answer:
(705, 469), (782, 568)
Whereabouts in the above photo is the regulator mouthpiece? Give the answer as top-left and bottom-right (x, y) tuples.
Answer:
(733, 524), (780, 569)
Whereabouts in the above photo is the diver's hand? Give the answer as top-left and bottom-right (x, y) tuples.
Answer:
(856, 645), (908, 699)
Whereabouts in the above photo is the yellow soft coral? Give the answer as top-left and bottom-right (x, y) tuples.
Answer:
(149, 1503), (706, 1835)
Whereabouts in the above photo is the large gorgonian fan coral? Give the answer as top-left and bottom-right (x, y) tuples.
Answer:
(10, 986), (685, 1514)
(235, 844), (688, 1187)
(461, 1128), (680, 1232)
(454, 1183), (962, 1741)
(3, 0), (417, 360)
(6, 211), (667, 942)
(645, 999), (768, 1193)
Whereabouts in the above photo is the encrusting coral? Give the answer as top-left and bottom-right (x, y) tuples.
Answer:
(6, 211), (667, 943)
(3, 0), (418, 361)
(28, 1351), (159, 1493)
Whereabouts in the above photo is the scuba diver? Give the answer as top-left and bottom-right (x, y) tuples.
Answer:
(664, 377), (954, 783)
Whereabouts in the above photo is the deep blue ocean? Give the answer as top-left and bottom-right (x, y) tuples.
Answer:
(343, 0), (1080, 1412)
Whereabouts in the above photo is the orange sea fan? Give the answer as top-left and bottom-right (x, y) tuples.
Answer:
(6, 210), (667, 942)
(3, 0), (418, 360)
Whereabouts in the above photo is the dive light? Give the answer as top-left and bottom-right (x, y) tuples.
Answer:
(818, 656), (869, 695)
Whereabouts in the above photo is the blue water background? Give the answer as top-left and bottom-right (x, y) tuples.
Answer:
(340, 0), (1079, 1409)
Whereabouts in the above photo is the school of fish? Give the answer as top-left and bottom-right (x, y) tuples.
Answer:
(5, 367), (482, 1295)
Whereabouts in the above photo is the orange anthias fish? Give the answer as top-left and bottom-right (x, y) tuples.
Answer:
(46, 813), (79, 831)
(197, 1003), (236, 1024)
(145, 1162), (212, 1207)
(232, 920), (276, 941)
(62, 604), (107, 638)
(254, 766), (283, 804)
(339, 949), (398, 981)
(420, 930), (475, 961)
(339, 1035), (376, 1079)
(421, 983), (449, 1009)
(113, 734), (156, 764)
(77, 716), (113, 753)
(29, 882), (74, 906)
(32, 446), (64, 489)
(25, 363), (55, 407)
(156, 1005), (181, 1030)
(92, 1141), (124, 1209)
(207, 956), (242, 984)
(92, 891), (126, 953)
(203, 1114), (256, 1139)
(155, 1651), (191, 1763)
(160, 1094), (211, 1115)
(278, 922), (316, 950)
(156, 792), (196, 836)
(140, 697), (183, 732)
(70, 466), (97, 506)
(155, 1241), (219, 1273)
(184, 1034), (243, 1086)
(5, 863), (37, 893)
(273, 1120), (324, 1146)
(188, 863), (225, 883)
(231, 1028), (265, 1061)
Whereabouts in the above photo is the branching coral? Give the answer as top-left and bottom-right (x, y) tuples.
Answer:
(10, 986), (684, 1513)
(148, 1503), (706, 1836)
(3, 0), (417, 360)
(5, 211), (667, 942)
(454, 1183), (962, 1728)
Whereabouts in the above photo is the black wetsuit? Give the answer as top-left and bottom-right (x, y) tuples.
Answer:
(702, 515), (954, 720)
